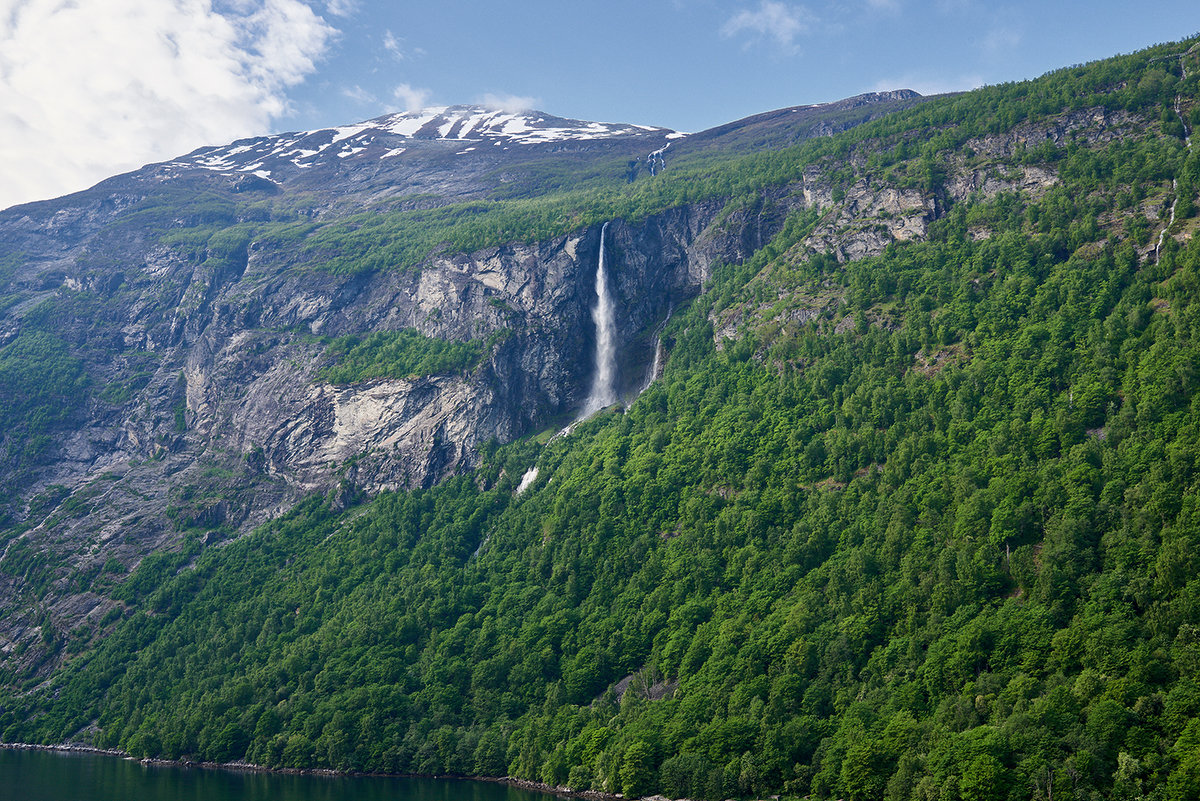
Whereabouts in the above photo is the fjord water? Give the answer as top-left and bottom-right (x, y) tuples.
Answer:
(1, 749), (553, 801)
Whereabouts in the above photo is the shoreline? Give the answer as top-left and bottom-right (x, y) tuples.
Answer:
(0, 741), (623, 801)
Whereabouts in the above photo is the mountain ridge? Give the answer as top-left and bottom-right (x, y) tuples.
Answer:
(2, 89), (926, 219)
(166, 104), (679, 186)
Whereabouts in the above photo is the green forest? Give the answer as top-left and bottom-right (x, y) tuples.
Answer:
(5, 33), (1200, 801)
(318, 330), (486, 384)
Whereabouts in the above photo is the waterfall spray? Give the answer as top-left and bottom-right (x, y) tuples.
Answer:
(582, 222), (617, 416)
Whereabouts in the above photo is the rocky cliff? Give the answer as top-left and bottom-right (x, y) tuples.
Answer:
(5, 97), (955, 674)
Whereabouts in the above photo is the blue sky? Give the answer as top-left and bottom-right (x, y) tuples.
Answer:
(1, 0), (1199, 211)
(293, 0), (1200, 134)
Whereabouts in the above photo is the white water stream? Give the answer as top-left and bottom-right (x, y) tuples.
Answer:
(1156, 50), (1195, 263)
(515, 466), (539, 494)
(581, 222), (617, 416)
(640, 305), (672, 394)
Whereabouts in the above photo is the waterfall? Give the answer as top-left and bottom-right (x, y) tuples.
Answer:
(644, 338), (665, 391)
(582, 222), (617, 416)
(1156, 58), (1194, 263)
(640, 306), (672, 394)
(647, 142), (671, 176)
(515, 466), (539, 494)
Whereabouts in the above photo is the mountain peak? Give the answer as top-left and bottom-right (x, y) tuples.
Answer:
(368, 104), (671, 144)
(166, 105), (675, 181)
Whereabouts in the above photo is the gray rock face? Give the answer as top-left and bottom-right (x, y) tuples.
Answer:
(0, 199), (770, 678)
(174, 214), (741, 499)
(0, 94), (934, 676)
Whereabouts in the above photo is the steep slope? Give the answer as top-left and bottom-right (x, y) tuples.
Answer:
(668, 89), (927, 156)
(0, 93), (929, 679)
(6, 34), (1200, 801)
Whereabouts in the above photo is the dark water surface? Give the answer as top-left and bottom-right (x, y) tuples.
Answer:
(1, 748), (554, 801)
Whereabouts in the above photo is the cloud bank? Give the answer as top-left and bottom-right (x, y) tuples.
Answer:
(0, 0), (337, 211)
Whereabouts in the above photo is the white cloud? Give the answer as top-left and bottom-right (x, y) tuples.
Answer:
(865, 0), (901, 12)
(721, 1), (814, 53)
(392, 83), (433, 111)
(0, 0), (337, 211)
(342, 84), (377, 104)
(325, 0), (358, 16)
(478, 93), (539, 113)
(383, 29), (408, 60)
(381, 30), (423, 61)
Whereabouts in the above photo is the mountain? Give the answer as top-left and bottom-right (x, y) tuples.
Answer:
(159, 104), (680, 204)
(0, 90), (927, 675)
(4, 35), (1200, 801)
(667, 89), (926, 155)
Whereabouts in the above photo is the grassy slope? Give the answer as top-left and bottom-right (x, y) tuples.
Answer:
(317, 330), (487, 384)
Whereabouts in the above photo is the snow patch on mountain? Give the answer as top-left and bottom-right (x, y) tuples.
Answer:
(166, 105), (679, 178)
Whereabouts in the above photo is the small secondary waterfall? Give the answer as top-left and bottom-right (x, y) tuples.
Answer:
(647, 339), (664, 387)
(515, 466), (539, 494)
(640, 305), (672, 394)
(1156, 48), (1195, 263)
(647, 141), (671, 176)
(582, 222), (617, 416)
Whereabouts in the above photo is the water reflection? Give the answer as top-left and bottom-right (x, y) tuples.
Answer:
(2, 748), (554, 801)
